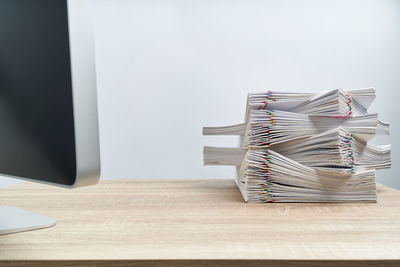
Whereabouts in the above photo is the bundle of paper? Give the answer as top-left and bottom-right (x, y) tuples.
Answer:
(203, 110), (388, 146)
(271, 128), (391, 170)
(237, 149), (377, 203)
(204, 128), (391, 171)
(203, 88), (391, 203)
(247, 88), (375, 117)
(205, 147), (377, 202)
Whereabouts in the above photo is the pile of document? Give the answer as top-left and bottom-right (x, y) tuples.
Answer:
(203, 88), (391, 203)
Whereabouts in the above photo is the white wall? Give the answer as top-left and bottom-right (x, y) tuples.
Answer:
(1, 0), (399, 189)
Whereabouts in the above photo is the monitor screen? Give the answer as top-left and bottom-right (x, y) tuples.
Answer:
(0, 0), (77, 185)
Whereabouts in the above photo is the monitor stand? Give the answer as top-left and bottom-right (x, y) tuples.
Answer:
(0, 206), (56, 235)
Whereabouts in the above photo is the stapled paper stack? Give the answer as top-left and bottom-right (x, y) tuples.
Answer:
(203, 88), (391, 203)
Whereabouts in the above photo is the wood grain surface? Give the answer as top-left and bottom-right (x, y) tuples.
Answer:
(0, 179), (399, 266)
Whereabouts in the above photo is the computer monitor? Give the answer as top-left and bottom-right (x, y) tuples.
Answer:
(0, 0), (100, 235)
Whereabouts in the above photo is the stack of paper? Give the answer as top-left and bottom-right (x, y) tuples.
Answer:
(204, 128), (391, 171)
(203, 88), (391, 203)
(246, 88), (375, 116)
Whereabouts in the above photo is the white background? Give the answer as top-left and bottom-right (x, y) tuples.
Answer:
(1, 0), (399, 189)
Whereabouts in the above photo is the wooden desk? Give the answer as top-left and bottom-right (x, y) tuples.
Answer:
(1, 179), (399, 266)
